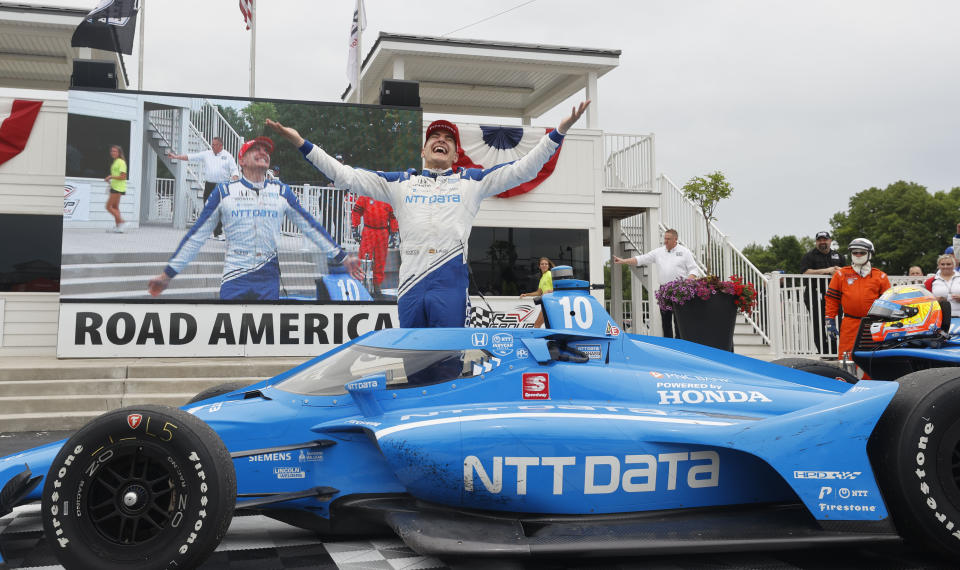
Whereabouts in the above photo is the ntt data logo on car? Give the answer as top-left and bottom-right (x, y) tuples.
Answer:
(522, 373), (550, 400)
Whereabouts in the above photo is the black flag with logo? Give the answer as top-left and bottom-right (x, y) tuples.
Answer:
(71, 0), (139, 55)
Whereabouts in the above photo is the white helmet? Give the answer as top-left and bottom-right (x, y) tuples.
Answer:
(848, 238), (874, 263)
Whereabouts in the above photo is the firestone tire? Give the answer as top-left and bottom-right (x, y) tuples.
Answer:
(186, 381), (252, 405)
(869, 368), (960, 559)
(41, 405), (236, 570)
(771, 357), (860, 384)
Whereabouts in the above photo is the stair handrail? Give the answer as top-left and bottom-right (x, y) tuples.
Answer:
(656, 174), (771, 344)
(190, 100), (245, 160)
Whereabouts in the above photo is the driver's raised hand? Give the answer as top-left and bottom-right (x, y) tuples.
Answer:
(265, 118), (305, 148)
(558, 100), (591, 135)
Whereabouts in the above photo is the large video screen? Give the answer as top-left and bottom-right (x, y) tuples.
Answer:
(60, 89), (421, 303)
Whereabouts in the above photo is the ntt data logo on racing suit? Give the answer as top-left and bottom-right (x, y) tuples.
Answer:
(404, 194), (461, 204)
(231, 208), (279, 218)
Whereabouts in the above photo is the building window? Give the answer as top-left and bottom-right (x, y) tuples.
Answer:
(65, 114), (131, 179)
(468, 227), (589, 296)
(0, 214), (62, 292)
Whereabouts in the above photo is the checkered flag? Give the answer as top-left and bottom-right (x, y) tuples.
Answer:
(470, 306), (493, 328)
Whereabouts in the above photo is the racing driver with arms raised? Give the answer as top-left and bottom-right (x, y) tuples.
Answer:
(266, 100), (590, 327)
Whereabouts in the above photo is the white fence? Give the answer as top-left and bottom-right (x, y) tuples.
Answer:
(764, 273), (927, 358)
(603, 133), (656, 192)
(280, 185), (357, 248)
(152, 179), (357, 248)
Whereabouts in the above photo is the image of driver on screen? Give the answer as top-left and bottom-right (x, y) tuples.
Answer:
(267, 100), (589, 327)
(147, 136), (360, 301)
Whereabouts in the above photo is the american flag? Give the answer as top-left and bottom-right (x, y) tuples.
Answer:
(239, 0), (253, 30)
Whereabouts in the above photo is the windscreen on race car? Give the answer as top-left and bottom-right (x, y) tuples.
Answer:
(275, 346), (492, 396)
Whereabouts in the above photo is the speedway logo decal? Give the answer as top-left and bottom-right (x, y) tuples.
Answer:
(463, 451), (719, 495)
(522, 373), (550, 400)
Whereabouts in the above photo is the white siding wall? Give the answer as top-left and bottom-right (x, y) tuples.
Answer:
(0, 88), (68, 215)
(0, 88), (68, 356)
(475, 129), (605, 290)
(0, 293), (59, 356)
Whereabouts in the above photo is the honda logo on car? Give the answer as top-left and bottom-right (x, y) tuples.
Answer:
(522, 373), (549, 400)
(464, 451), (719, 495)
(658, 389), (771, 404)
(471, 333), (488, 346)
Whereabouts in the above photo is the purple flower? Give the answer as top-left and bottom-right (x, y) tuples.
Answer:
(656, 275), (757, 314)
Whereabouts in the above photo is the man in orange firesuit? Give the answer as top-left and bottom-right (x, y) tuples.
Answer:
(825, 237), (891, 363)
(351, 195), (398, 296)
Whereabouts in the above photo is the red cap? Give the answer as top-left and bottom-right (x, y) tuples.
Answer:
(424, 120), (461, 153)
(239, 136), (274, 161)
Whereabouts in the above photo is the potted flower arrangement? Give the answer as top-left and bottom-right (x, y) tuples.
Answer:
(655, 275), (758, 351)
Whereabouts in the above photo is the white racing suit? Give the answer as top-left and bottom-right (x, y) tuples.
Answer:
(163, 177), (347, 300)
(299, 129), (564, 327)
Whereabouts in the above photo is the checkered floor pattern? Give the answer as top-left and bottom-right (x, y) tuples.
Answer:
(0, 505), (447, 569)
(1, 503), (955, 569)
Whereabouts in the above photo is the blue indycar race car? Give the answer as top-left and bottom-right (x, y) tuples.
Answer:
(1, 269), (959, 569)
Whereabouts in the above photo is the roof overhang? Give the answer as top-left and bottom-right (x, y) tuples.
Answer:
(344, 33), (620, 119)
(0, 2), (124, 90)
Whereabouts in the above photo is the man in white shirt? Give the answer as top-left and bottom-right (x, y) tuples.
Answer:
(613, 228), (700, 337)
(168, 137), (239, 240)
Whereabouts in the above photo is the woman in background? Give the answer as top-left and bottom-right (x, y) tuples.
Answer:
(104, 145), (127, 233)
(926, 254), (960, 318)
(520, 256), (556, 327)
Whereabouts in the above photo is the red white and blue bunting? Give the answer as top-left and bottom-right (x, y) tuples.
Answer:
(453, 124), (563, 198)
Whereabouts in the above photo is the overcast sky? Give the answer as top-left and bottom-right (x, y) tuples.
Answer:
(36, 0), (960, 248)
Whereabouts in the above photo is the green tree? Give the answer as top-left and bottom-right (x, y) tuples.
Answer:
(742, 235), (808, 273)
(682, 171), (733, 275)
(215, 105), (248, 138)
(603, 262), (632, 301)
(830, 181), (960, 275)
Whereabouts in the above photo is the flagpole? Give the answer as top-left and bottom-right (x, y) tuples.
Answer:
(355, 23), (362, 104)
(137, 0), (145, 90)
(249, 0), (256, 98)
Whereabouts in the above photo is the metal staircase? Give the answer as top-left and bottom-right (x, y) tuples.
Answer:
(142, 100), (245, 229)
(613, 176), (773, 358)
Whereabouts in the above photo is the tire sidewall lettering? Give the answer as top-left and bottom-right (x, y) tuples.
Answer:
(912, 417), (960, 544)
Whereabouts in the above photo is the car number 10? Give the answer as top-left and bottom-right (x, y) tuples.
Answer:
(558, 296), (593, 329)
(336, 280), (362, 300)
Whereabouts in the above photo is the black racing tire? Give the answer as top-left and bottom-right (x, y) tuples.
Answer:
(186, 381), (253, 405)
(771, 357), (860, 384)
(41, 405), (235, 570)
(869, 368), (960, 559)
